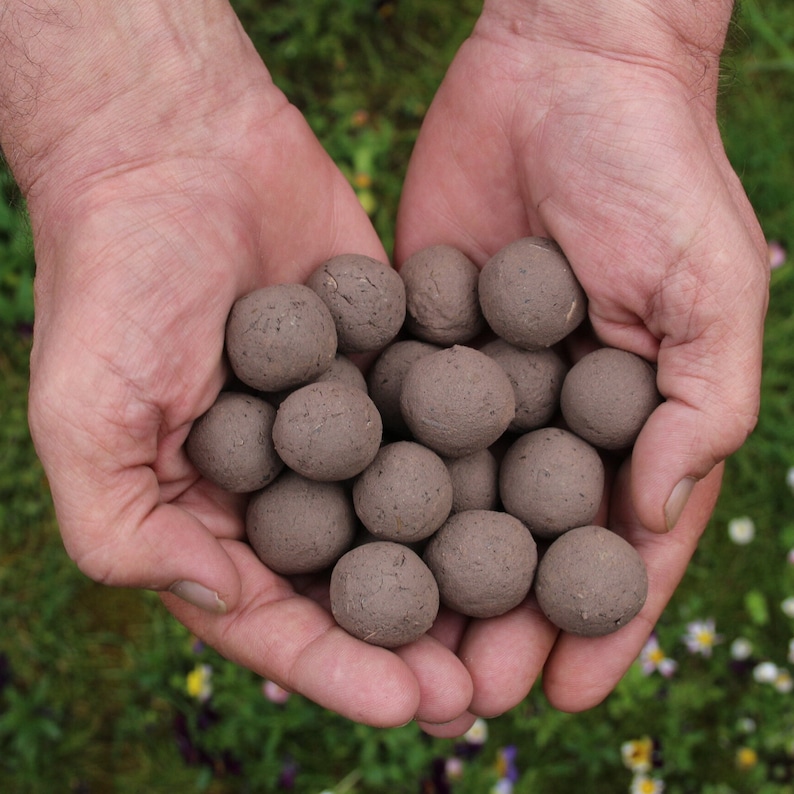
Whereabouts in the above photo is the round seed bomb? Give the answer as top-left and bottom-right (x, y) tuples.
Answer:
(225, 283), (337, 391)
(423, 510), (537, 619)
(400, 345), (516, 458)
(366, 339), (442, 437)
(399, 244), (485, 345)
(353, 441), (453, 543)
(560, 347), (662, 450)
(480, 338), (568, 432)
(444, 448), (500, 513)
(500, 427), (604, 539)
(330, 541), (440, 648)
(534, 525), (648, 637)
(246, 470), (357, 575)
(306, 254), (406, 354)
(272, 382), (382, 481)
(185, 392), (283, 493)
(478, 237), (587, 349)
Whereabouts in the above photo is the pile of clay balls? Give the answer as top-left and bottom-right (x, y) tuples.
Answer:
(185, 238), (660, 647)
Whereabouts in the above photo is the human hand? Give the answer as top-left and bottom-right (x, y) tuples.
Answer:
(395, 0), (769, 719)
(6, 2), (475, 729)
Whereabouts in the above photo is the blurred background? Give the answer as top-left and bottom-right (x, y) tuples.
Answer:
(2, 0), (793, 791)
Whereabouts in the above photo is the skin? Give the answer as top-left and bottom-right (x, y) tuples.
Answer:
(0, 0), (768, 735)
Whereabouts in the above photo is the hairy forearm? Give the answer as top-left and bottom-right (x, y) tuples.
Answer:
(0, 0), (265, 198)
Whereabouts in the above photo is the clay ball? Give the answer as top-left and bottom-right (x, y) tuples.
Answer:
(306, 254), (406, 354)
(443, 448), (500, 513)
(560, 347), (662, 450)
(366, 339), (442, 437)
(480, 338), (568, 432)
(478, 237), (587, 349)
(353, 441), (453, 543)
(272, 382), (382, 481)
(499, 427), (604, 539)
(225, 283), (337, 391)
(330, 541), (440, 647)
(185, 392), (283, 493)
(399, 245), (485, 345)
(246, 470), (357, 575)
(533, 525), (648, 637)
(400, 345), (516, 458)
(423, 510), (537, 619)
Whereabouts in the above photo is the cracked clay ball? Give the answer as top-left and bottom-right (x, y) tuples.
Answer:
(330, 541), (440, 648)
(423, 509), (537, 619)
(478, 237), (587, 349)
(534, 525), (648, 637)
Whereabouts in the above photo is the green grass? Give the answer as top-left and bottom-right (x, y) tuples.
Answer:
(2, 0), (794, 791)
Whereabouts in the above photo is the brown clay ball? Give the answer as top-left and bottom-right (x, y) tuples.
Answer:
(366, 339), (442, 437)
(272, 382), (382, 481)
(423, 510), (537, 619)
(225, 283), (337, 392)
(185, 392), (283, 493)
(246, 470), (357, 575)
(330, 541), (440, 648)
(480, 338), (568, 432)
(399, 245), (485, 345)
(400, 345), (516, 458)
(353, 441), (454, 543)
(306, 254), (406, 354)
(478, 237), (587, 349)
(443, 448), (500, 513)
(560, 347), (662, 451)
(533, 525), (648, 637)
(499, 427), (604, 539)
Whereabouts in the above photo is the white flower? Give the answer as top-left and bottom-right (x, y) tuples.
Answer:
(682, 619), (723, 657)
(753, 661), (780, 684)
(728, 516), (755, 545)
(621, 737), (654, 773)
(783, 598), (794, 618)
(788, 638), (794, 665)
(736, 716), (757, 734)
(775, 668), (793, 693)
(631, 774), (665, 794)
(463, 717), (488, 745)
(787, 466), (794, 491)
(639, 635), (678, 677)
(730, 637), (754, 660)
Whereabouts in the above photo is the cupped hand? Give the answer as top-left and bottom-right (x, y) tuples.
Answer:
(395, 2), (769, 719)
(23, 6), (473, 729)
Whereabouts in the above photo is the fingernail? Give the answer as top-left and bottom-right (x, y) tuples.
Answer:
(664, 476), (698, 532)
(169, 581), (227, 614)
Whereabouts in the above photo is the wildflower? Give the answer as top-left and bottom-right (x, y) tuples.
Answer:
(775, 668), (793, 693)
(444, 757), (464, 780)
(353, 172), (372, 190)
(463, 717), (488, 746)
(682, 619), (723, 657)
(786, 466), (794, 493)
(630, 774), (665, 794)
(782, 597), (794, 618)
(185, 663), (213, 702)
(736, 746), (759, 770)
(262, 679), (291, 705)
(736, 717), (757, 734)
(621, 737), (654, 773)
(491, 780), (513, 794)
(788, 547), (794, 566)
(728, 516), (755, 545)
(639, 634), (678, 677)
(788, 638), (794, 665)
(769, 240), (787, 270)
(495, 745), (519, 783)
(753, 661), (779, 684)
(730, 637), (754, 660)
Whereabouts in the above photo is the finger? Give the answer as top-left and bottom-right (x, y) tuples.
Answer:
(163, 540), (423, 728)
(416, 712), (479, 739)
(541, 459), (722, 712)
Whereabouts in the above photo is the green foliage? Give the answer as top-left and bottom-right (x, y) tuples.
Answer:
(0, 166), (34, 329)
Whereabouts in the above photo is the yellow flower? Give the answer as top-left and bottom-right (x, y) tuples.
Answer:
(630, 775), (664, 794)
(736, 746), (758, 770)
(621, 737), (654, 773)
(353, 172), (372, 189)
(186, 663), (213, 702)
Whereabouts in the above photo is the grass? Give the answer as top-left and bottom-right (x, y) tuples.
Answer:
(2, 0), (794, 791)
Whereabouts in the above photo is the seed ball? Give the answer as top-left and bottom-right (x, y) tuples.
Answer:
(225, 283), (337, 391)
(399, 244), (485, 345)
(533, 525), (648, 637)
(366, 339), (442, 437)
(330, 541), (440, 647)
(443, 448), (500, 513)
(480, 338), (568, 432)
(185, 392), (283, 493)
(272, 382), (382, 481)
(269, 353), (368, 407)
(560, 347), (662, 451)
(478, 237), (587, 349)
(353, 441), (453, 543)
(400, 345), (516, 458)
(306, 254), (406, 354)
(500, 428), (604, 539)
(246, 470), (357, 575)
(423, 510), (537, 619)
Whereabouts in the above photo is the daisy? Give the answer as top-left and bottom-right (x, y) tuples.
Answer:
(639, 635), (677, 677)
(682, 619), (723, 657)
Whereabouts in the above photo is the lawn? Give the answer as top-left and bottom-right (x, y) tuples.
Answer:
(2, 0), (794, 792)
